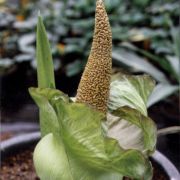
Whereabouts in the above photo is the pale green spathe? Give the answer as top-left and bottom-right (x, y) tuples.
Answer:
(30, 87), (154, 180)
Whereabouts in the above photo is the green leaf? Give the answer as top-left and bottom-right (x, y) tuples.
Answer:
(121, 42), (174, 75)
(65, 60), (83, 77)
(32, 88), (153, 180)
(169, 22), (180, 59)
(104, 0), (121, 11)
(34, 133), (74, 180)
(36, 15), (55, 88)
(34, 133), (124, 180)
(107, 106), (157, 155)
(112, 49), (168, 83)
(166, 56), (180, 82)
(108, 74), (155, 116)
(29, 87), (69, 136)
(132, 0), (150, 7)
(147, 83), (179, 107)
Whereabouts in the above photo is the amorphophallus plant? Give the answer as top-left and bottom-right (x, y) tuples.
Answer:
(29, 0), (157, 179)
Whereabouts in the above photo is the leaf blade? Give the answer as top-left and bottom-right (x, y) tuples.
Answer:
(112, 50), (168, 83)
(28, 87), (69, 136)
(108, 106), (157, 155)
(31, 88), (153, 179)
(108, 74), (155, 116)
(36, 15), (55, 88)
(147, 83), (179, 107)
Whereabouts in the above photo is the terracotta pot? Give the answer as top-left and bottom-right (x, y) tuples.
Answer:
(1, 132), (180, 180)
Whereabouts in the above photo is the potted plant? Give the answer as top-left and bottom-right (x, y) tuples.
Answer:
(1, 0), (180, 179)
(1, 131), (180, 180)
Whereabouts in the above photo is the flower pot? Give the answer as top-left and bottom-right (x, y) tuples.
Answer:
(1, 132), (180, 180)
(1, 122), (39, 141)
(1, 132), (40, 180)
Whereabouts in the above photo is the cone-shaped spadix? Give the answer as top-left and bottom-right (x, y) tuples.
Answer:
(76, 0), (112, 113)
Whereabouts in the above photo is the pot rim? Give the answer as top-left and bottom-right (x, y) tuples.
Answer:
(1, 132), (180, 179)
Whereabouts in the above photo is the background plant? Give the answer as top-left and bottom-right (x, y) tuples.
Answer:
(1, 0), (179, 88)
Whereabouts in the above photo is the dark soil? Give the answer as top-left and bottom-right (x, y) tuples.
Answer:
(1, 145), (169, 180)
(0, 132), (13, 141)
(1, 146), (39, 180)
(151, 160), (169, 180)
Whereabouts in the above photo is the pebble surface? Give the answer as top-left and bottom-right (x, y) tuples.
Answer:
(1, 146), (39, 180)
